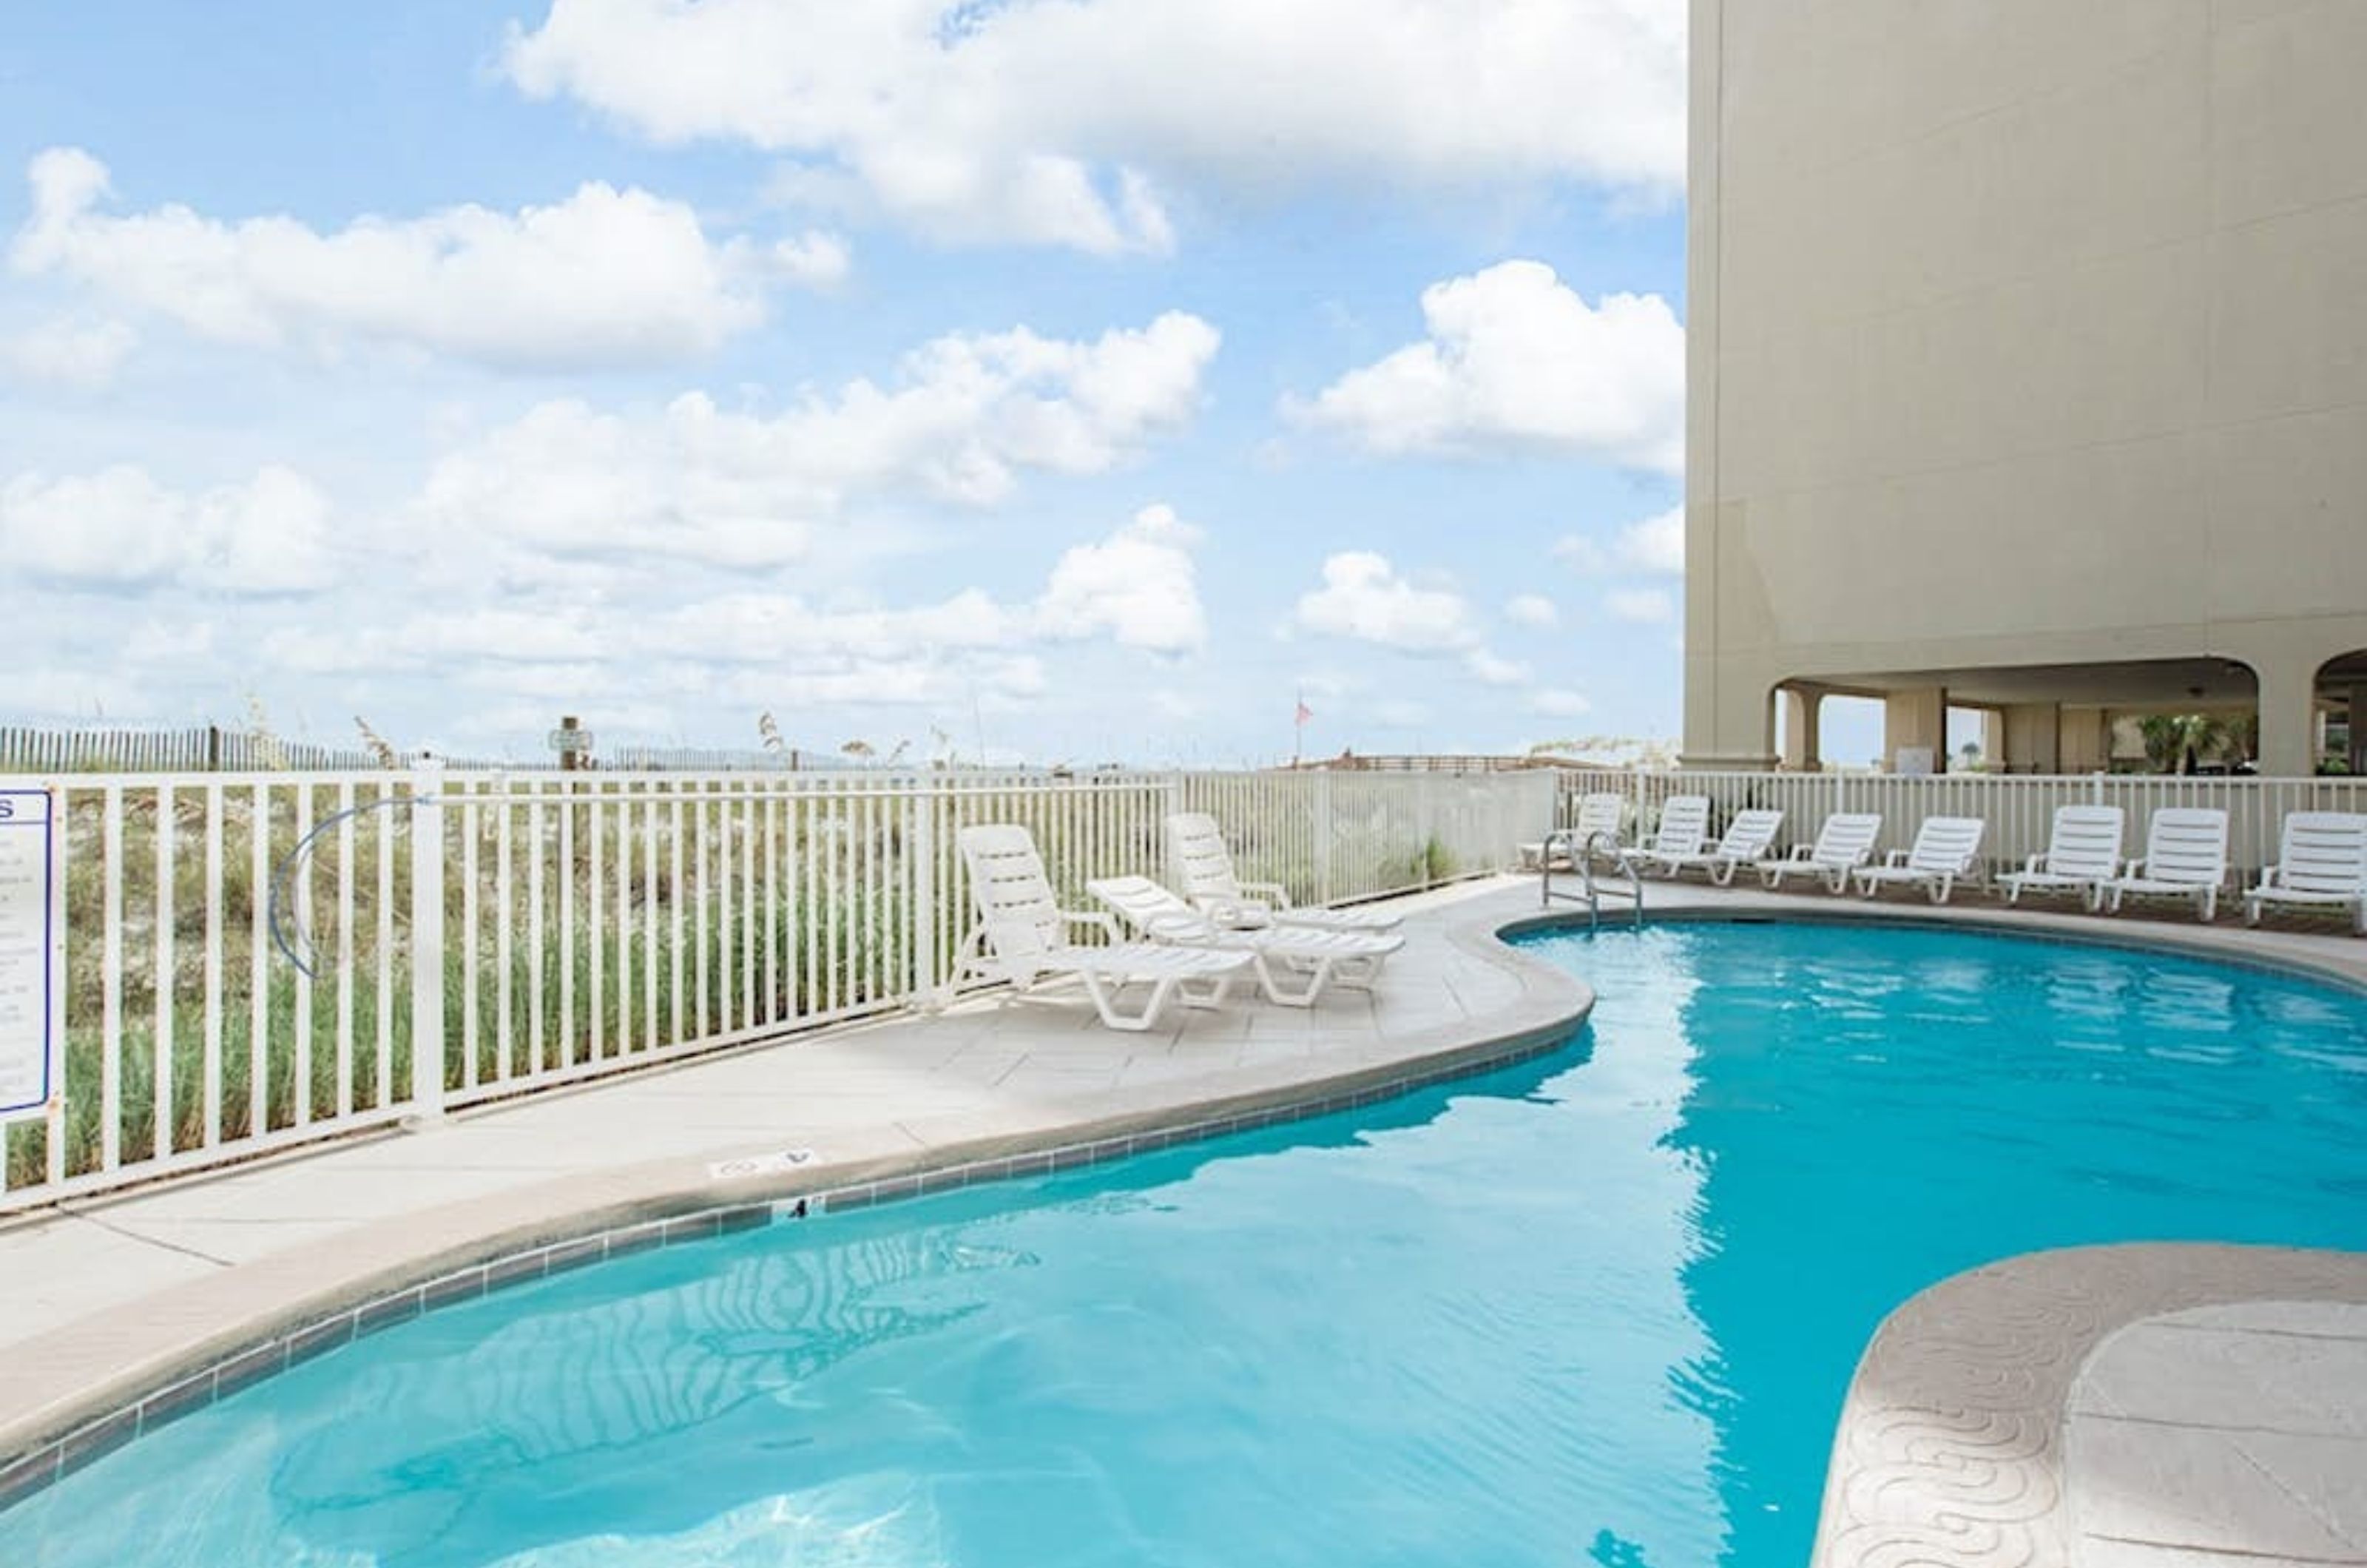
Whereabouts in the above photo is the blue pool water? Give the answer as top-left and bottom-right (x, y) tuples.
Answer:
(6, 922), (2366, 1568)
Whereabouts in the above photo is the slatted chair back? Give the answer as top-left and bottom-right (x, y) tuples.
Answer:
(1905, 816), (1985, 876)
(2273, 812), (2367, 894)
(1809, 813), (1882, 869)
(2038, 805), (2124, 879)
(2135, 808), (2229, 888)
(1572, 791), (1626, 845)
(1650, 795), (1711, 857)
(1164, 812), (1241, 905)
(1717, 808), (1785, 861)
(958, 824), (1065, 961)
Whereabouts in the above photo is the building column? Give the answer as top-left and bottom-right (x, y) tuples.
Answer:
(1780, 687), (1824, 771)
(1883, 686), (1947, 774)
(2001, 703), (2062, 774)
(2057, 706), (2110, 772)
(2346, 683), (2367, 775)
(2255, 658), (2317, 777)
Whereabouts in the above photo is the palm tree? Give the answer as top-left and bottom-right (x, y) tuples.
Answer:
(2137, 713), (2234, 774)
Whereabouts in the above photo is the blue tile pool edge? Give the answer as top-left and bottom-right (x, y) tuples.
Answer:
(1499, 903), (2367, 997)
(0, 973), (1588, 1510)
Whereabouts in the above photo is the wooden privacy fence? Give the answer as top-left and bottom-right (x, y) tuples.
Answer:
(0, 766), (1556, 1213)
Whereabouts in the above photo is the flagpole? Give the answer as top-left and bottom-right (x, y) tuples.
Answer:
(1292, 687), (1306, 769)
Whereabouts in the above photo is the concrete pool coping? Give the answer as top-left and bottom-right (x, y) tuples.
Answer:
(1, 872), (2363, 1564)
(0, 875), (1594, 1493)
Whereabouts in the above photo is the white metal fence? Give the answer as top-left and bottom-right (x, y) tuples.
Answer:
(1559, 769), (2367, 876)
(1, 766), (1555, 1213)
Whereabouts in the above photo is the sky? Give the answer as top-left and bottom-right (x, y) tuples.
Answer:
(0, 0), (1695, 768)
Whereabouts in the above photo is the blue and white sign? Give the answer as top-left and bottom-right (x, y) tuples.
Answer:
(0, 789), (61, 1122)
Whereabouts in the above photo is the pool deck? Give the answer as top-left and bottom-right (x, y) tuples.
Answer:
(1, 871), (2364, 1567)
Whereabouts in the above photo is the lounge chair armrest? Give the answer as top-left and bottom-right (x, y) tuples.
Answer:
(1202, 895), (1272, 927)
(1236, 879), (1293, 908)
(1141, 911), (1207, 941)
(1784, 845), (1811, 862)
(1883, 849), (1909, 867)
(2020, 852), (2044, 874)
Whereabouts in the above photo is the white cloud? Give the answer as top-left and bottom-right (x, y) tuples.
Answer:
(1618, 505), (1684, 573)
(1373, 700), (1432, 729)
(1, 316), (135, 388)
(1553, 504), (1685, 576)
(1289, 260), (1684, 472)
(1550, 533), (1607, 573)
(3, 667), (154, 720)
(1532, 688), (1594, 718)
(1605, 587), (1675, 624)
(698, 652), (1050, 712)
(413, 311), (1219, 567)
(274, 505), (1203, 710)
(1463, 648), (1530, 686)
(1504, 593), (1558, 628)
(0, 462), (335, 592)
(1034, 504), (1206, 654)
(10, 146), (842, 371)
(1293, 552), (1476, 653)
(760, 230), (852, 289)
(122, 618), (215, 664)
(502, 0), (1685, 254)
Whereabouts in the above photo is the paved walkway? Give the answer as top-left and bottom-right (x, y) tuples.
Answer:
(3, 871), (2364, 1568)
(0, 876), (1584, 1458)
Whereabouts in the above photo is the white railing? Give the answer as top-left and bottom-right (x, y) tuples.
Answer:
(0, 766), (1556, 1213)
(1559, 769), (2367, 876)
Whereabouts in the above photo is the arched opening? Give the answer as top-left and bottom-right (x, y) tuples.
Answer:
(2313, 651), (2367, 775)
(2098, 660), (2260, 775)
(1772, 682), (1885, 772)
(1769, 659), (2265, 774)
(1947, 705), (1999, 772)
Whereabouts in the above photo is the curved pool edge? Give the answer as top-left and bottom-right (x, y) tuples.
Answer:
(1511, 890), (2367, 1568)
(1808, 1243), (2367, 1568)
(0, 884), (1593, 1501)
(1502, 897), (2367, 997)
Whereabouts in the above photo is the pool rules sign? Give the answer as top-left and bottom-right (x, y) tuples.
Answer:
(0, 789), (63, 1123)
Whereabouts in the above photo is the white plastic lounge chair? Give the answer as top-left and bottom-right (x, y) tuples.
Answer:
(1164, 812), (1402, 933)
(1616, 795), (1712, 879)
(2243, 811), (2367, 934)
(2104, 808), (2229, 924)
(1632, 807), (1784, 886)
(1520, 791), (1625, 871)
(1759, 812), (1883, 893)
(1851, 816), (1985, 903)
(952, 825), (1253, 1031)
(1995, 805), (2124, 910)
(1087, 875), (1405, 1005)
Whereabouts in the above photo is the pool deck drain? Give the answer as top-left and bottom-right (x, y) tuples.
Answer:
(1, 872), (2363, 1567)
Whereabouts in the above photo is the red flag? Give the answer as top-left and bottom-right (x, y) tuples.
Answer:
(1294, 699), (1313, 726)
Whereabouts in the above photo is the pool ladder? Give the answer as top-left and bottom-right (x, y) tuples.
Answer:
(1539, 829), (1645, 931)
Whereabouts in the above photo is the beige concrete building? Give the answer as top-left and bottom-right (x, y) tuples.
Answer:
(1683, 0), (2367, 775)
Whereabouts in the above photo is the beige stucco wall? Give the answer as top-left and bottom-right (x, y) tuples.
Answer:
(1684, 0), (2367, 772)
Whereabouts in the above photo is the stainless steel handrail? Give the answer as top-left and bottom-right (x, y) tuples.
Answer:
(1539, 828), (1644, 930)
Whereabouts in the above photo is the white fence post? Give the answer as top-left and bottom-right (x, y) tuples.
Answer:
(912, 778), (939, 996)
(10, 760), (2365, 1214)
(408, 760), (447, 1123)
(1314, 770), (1335, 905)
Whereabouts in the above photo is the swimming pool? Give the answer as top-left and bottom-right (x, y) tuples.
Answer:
(4, 920), (2363, 1568)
